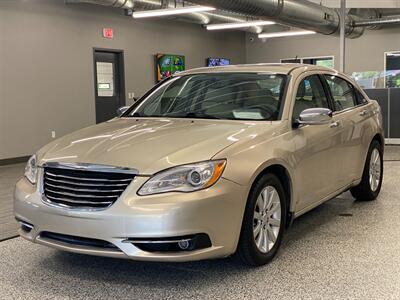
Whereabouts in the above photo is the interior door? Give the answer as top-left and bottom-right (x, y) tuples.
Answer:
(291, 74), (343, 211)
(94, 50), (125, 123)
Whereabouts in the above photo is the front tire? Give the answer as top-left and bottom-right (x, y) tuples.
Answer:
(350, 140), (383, 201)
(237, 173), (287, 266)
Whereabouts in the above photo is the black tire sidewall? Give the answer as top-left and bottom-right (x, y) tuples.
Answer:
(239, 173), (287, 266)
(367, 141), (384, 198)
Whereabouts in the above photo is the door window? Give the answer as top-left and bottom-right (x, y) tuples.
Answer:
(293, 75), (330, 120)
(324, 75), (356, 111)
(96, 62), (115, 97)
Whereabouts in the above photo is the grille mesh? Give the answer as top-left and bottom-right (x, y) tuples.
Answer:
(43, 167), (135, 209)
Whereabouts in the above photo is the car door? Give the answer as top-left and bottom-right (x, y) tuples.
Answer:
(291, 74), (343, 211)
(323, 75), (369, 185)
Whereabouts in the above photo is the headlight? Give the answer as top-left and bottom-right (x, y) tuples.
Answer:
(24, 155), (38, 184)
(138, 160), (226, 196)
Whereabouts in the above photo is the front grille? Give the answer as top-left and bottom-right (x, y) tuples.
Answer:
(40, 232), (121, 251)
(43, 167), (135, 209)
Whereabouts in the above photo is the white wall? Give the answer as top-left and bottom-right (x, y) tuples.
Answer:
(0, 0), (245, 160)
(246, 27), (400, 74)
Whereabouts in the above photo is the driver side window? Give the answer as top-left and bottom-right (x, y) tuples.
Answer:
(293, 75), (330, 120)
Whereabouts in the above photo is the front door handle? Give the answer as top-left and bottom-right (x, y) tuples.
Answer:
(359, 110), (368, 117)
(330, 121), (340, 128)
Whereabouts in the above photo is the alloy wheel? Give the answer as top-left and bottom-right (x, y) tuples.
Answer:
(253, 186), (281, 253)
(369, 148), (381, 192)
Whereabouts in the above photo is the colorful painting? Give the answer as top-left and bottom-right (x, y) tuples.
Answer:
(155, 54), (185, 82)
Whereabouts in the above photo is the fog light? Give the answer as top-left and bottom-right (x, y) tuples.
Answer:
(178, 240), (190, 250)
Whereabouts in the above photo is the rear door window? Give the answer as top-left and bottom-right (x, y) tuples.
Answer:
(324, 75), (357, 111)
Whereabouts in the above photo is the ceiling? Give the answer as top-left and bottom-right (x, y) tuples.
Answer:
(307, 0), (400, 8)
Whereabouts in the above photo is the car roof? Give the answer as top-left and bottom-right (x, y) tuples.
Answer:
(177, 63), (335, 76)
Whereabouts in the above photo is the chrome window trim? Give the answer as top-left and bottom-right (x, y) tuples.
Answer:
(332, 102), (370, 116)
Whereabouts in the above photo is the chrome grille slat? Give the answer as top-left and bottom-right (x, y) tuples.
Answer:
(45, 195), (114, 205)
(45, 188), (120, 199)
(46, 172), (133, 183)
(43, 166), (135, 209)
(44, 176), (129, 187)
(45, 182), (125, 193)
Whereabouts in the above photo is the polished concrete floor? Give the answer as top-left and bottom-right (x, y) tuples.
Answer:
(1, 149), (399, 299)
(0, 163), (24, 241)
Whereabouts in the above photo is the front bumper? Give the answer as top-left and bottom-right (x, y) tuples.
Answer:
(14, 173), (247, 262)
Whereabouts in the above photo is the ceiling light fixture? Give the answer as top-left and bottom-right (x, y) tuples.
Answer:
(258, 30), (316, 39)
(206, 20), (276, 30)
(132, 6), (216, 18)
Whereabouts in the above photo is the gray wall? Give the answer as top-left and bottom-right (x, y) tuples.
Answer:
(246, 27), (400, 74)
(0, 0), (245, 160)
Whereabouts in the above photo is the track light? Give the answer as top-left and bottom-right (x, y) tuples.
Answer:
(206, 20), (276, 30)
(258, 30), (316, 39)
(132, 6), (216, 18)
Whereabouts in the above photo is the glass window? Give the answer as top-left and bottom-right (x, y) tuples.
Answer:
(129, 73), (287, 121)
(385, 51), (400, 88)
(355, 90), (368, 105)
(281, 58), (301, 64)
(324, 75), (356, 111)
(303, 57), (334, 68)
(96, 62), (114, 97)
(293, 75), (330, 120)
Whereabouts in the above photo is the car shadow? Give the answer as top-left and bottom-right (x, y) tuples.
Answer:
(26, 192), (372, 296)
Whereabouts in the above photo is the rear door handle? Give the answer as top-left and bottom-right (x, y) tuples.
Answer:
(359, 110), (368, 117)
(330, 121), (340, 128)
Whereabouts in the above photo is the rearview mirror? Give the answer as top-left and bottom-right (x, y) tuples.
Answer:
(117, 106), (130, 117)
(297, 108), (333, 125)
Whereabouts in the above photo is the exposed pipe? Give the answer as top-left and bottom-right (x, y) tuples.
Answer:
(188, 0), (365, 38)
(66, 0), (282, 33)
(65, 0), (134, 9)
(353, 15), (400, 27)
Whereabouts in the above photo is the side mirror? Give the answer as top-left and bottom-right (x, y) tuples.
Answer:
(117, 106), (130, 117)
(297, 108), (333, 125)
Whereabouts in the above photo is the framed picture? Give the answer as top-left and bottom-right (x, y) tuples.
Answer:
(155, 54), (185, 82)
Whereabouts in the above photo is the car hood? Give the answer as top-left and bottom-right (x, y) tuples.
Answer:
(38, 118), (279, 174)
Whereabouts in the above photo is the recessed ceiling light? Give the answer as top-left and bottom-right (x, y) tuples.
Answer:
(206, 20), (276, 30)
(258, 30), (316, 39)
(132, 6), (216, 18)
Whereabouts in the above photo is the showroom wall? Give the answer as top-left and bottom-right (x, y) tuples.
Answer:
(246, 27), (400, 74)
(0, 0), (246, 160)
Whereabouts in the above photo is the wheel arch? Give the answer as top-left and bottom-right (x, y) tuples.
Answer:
(250, 163), (294, 228)
(372, 133), (384, 148)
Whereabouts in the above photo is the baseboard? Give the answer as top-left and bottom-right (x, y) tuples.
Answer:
(0, 156), (30, 166)
(386, 139), (400, 145)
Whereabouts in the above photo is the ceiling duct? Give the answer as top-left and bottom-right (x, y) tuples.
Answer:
(353, 15), (400, 28)
(66, 0), (289, 33)
(65, 0), (134, 9)
(188, 0), (365, 38)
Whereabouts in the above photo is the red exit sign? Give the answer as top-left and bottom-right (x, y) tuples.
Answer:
(102, 28), (113, 39)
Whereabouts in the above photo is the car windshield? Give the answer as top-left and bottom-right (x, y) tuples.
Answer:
(126, 73), (287, 121)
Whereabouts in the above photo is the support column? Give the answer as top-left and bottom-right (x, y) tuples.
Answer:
(339, 0), (346, 73)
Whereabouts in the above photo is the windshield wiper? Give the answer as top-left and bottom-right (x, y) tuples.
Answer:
(180, 112), (222, 120)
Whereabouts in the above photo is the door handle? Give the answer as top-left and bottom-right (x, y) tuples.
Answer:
(330, 121), (340, 128)
(359, 110), (368, 117)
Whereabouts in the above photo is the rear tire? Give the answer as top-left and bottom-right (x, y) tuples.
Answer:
(237, 173), (287, 266)
(350, 140), (383, 201)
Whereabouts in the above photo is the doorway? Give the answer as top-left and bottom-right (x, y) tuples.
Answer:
(93, 49), (126, 123)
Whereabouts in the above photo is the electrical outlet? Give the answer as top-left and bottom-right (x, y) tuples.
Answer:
(51, 131), (56, 139)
